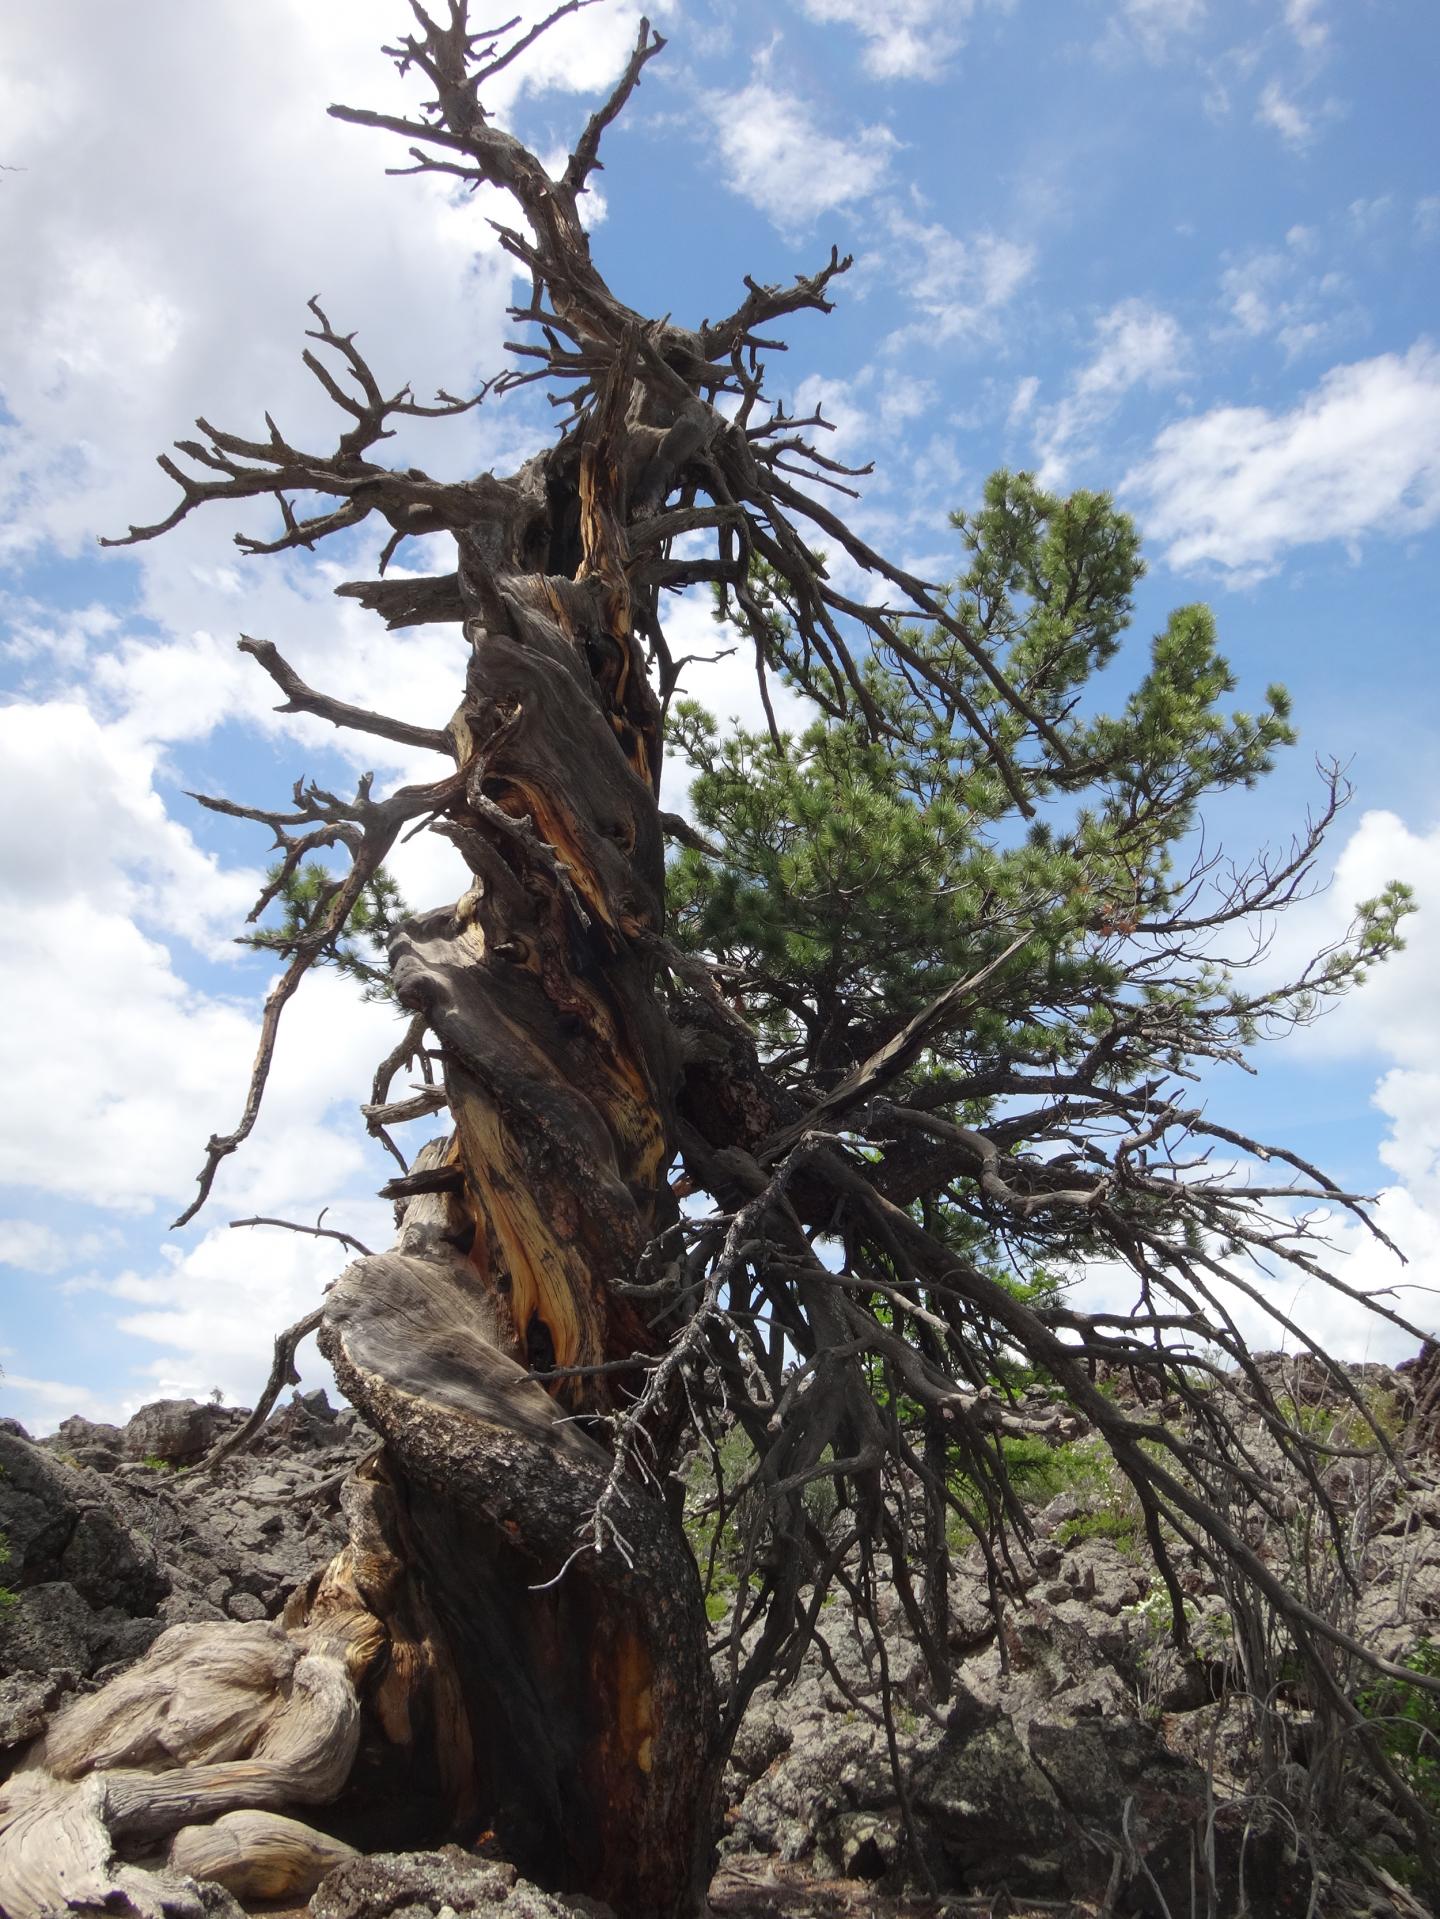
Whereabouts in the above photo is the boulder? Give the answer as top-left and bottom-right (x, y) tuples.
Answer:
(0, 1671), (73, 1760)
(912, 1719), (1068, 1891)
(42, 1415), (127, 1473)
(0, 1581), (101, 1675)
(0, 1429), (167, 1614)
(122, 1398), (231, 1465)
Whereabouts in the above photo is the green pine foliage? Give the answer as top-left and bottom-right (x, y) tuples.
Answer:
(671, 470), (1409, 1143)
(243, 861), (407, 1003)
(667, 469), (1411, 1414)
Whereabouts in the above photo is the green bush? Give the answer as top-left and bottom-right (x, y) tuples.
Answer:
(1357, 1638), (1440, 1822)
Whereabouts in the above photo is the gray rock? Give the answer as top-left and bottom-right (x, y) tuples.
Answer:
(0, 1430), (167, 1613)
(727, 1693), (792, 1784)
(93, 1610), (167, 1668)
(225, 1589), (268, 1621)
(311, 1848), (612, 1919)
(0, 1668), (75, 1757)
(43, 1414), (127, 1473)
(245, 1473), (293, 1499)
(0, 1581), (101, 1674)
(1022, 1666), (1202, 1830)
(123, 1398), (228, 1465)
(913, 1719), (1068, 1888)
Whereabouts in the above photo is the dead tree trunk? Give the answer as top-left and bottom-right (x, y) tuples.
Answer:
(17, 10), (1429, 1914)
(0, 420), (719, 1913)
(298, 481), (722, 1912)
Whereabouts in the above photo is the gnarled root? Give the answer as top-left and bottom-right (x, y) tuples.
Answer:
(0, 1615), (370, 1917)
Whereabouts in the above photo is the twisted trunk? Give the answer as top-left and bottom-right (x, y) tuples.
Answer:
(0, 395), (719, 1919)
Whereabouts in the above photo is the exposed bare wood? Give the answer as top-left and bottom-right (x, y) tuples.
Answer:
(34, 2), (1434, 1912)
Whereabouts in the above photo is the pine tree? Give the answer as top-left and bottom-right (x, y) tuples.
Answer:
(4, 13), (1433, 1918)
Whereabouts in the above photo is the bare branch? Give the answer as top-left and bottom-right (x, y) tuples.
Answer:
(238, 635), (455, 757)
(190, 1306), (324, 1477)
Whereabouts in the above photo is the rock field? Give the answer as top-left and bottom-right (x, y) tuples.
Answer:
(2, 1350), (1437, 1917)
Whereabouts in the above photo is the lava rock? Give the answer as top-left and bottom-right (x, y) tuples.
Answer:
(123, 1398), (231, 1465)
(311, 1847), (614, 1919)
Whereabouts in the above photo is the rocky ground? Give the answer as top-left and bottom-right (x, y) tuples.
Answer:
(2, 1351), (1437, 1918)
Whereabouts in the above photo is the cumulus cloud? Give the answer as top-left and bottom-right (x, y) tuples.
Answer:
(705, 81), (896, 231)
(103, 1204), (389, 1412)
(1, 1373), (130, 1434)
(0, 1220), (108, 1275)
(1034, 299), (1188, 485)
(0, 5), (504, 563)
(793, 0), (990, 81)
(1125, 342), (1440, 575)
(1070, 799), (1440, 1366)
(1260, 810), (1440, 1074)
(660, 593), (815, 816)
(0, 700), (259, 954)
(1242, 809), (1440, 1357)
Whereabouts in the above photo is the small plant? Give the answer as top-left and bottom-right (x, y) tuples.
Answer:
(1276, 1383), (1406, 1451)
(1357, 1638), (1440, 1827)
(1122, 1584), (1234, 1717)
(141, 1453), (177, 1473)
(1056, 1505), (1140, 1553)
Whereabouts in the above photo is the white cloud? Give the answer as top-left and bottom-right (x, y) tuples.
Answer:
(105, 1208), (391, 1413)
(1, 1373), (127, 1435)
(1217, 808), (1440, 1359)
(660, 594), (814, 815)
(706, 81), (897, 231)
(793, 0), (989, 81)
(0, 687), (419, 1217)
(0, 700), (259, 955)
(1071, 801), (1440, 1361)
(1260, 810), (1440, 1075)
(1034, 299), (1188, 485)
(1215, 239), (1363, 363)
(1114, 0), (1207, 60)
(1125, 342), (1440, 575)
(1255, 78), (1316, 149)
(1347, 195), (1393, 234)
(1283, 0), (1329, 55)
(882, 212), (1035, 352)
(0, 4), (514, 565)
(1009, 375), (1040, 425)
(0, 1220), (108, 1274)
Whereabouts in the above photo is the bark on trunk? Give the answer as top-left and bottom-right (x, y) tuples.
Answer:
(0, 391), (720, 1919)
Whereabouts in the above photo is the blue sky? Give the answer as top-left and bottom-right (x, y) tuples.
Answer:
(2, 0), (1438, 1432)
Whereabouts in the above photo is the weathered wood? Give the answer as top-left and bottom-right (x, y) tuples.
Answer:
(169, 1809), (357, 1900)
(0, 1619), (370, 1917)
(318, 1231), (717, 1917)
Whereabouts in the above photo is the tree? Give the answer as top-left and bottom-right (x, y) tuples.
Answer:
(1, 8), (1435, 1916)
